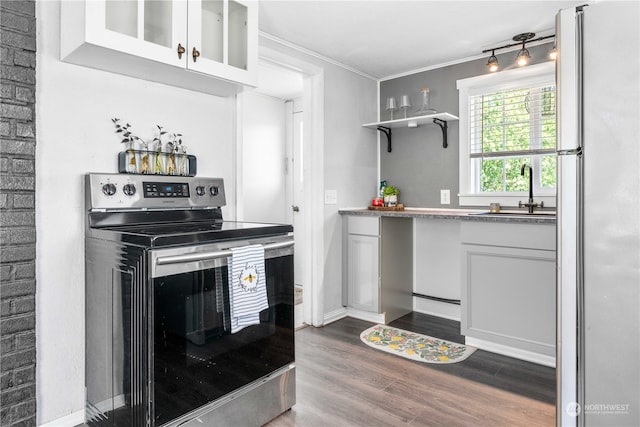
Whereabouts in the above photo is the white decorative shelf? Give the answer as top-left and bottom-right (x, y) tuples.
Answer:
(362, 112), (458, 130)
(362, 112), (459, 151)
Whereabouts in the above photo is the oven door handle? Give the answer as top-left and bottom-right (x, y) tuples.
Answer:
(155, 240), (294, 266)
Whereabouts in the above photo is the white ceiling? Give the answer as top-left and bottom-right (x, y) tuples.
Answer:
(259, 0), (584, 80)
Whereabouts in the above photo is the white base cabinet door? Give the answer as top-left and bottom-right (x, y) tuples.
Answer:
(461, 222), (556, 364)
(347, 234), (380, 313)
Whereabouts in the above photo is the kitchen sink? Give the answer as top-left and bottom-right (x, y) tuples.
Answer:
(470, 211), (556, 217)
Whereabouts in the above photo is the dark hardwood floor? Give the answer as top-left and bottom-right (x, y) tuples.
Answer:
(266, 312), (556, 427)
(76, 312), (555, 427)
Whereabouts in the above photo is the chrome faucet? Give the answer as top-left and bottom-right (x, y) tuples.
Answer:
(519, 164), (544, 213)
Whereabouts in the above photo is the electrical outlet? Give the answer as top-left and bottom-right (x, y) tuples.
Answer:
(324, 189), (337, 205)
(440, 189), (451, 205)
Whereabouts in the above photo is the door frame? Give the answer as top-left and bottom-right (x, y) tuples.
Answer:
(251, 46), (325, 327)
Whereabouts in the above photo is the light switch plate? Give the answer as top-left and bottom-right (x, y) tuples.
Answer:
(440, 189), (451, 205)
(325, 189), (337, 205)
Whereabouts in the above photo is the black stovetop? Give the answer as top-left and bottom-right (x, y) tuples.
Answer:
(88, 219), (292, 248)
(87, 208), (292, 247)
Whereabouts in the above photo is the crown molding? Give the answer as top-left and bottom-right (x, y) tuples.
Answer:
(259, 30), (554, 83)
(259, 31), (377, 81)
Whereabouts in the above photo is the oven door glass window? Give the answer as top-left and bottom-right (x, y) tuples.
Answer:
(152, 252), (294, 425)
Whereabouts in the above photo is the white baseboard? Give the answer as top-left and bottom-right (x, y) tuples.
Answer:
(345, 307), (385, 324)
(323, 307), (348, 325)
(465, 337), (556, 368)
(39, 410), (84, 427)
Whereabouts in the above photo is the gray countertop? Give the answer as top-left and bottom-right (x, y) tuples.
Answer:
(338, 207), (556, 224)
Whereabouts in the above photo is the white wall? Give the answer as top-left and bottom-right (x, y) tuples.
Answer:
(237, 91), (287, 223)
(35, 1), (235, 423)
(35, 2), (378, 421)
(322, 65), (378, 316)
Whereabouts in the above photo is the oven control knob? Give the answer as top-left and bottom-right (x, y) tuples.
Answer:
(102, 183), (117, 196)
(196, 186), (205, 196)
(122, 184), (136, 196)
(209, 186), (219, 196)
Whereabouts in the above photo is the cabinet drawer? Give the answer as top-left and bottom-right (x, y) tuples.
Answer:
(461, 221), (555, 251)
(347, 216), (379, 236)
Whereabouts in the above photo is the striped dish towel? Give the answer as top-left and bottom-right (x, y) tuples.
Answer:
(228, 244), (269, 333)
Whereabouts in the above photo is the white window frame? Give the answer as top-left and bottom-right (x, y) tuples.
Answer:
(457, 61), (556, 207)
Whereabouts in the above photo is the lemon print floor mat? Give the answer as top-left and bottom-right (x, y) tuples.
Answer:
(360, 324), (476, 364)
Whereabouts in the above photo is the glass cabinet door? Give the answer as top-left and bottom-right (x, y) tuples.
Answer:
(188, 0), (257, 86)
(143, 0), (173, 48)
(100, 0), (186, 66)
(105, 0), (138, 38)
(227, 0), (248, 70)
(199, 0), (224, 64)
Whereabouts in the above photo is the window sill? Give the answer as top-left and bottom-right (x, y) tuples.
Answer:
(459, 193), (556, 208)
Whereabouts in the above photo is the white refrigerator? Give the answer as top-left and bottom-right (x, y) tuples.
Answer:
(556, 2), (640, 426)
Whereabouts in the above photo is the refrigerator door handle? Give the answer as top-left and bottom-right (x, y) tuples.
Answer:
(557, 147), (583, 156)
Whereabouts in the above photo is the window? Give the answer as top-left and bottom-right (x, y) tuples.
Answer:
(457, 62), (556, 207)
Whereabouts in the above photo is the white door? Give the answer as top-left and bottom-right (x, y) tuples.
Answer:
(237, 91), (288, 224)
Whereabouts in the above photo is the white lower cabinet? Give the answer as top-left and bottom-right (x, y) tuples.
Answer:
(344, 215), (413, 324)
(461, 221), (556, 366)
(347, 233), (380, 312)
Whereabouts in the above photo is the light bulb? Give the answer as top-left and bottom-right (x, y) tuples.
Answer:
(549, 47), (558, 60)
(516, 46), (530, 66)
(487, 52), (499, 72)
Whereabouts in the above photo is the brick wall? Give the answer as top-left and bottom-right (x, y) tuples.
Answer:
(0, 1), (37, 426)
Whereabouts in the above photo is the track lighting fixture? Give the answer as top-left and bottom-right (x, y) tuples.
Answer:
(487, 50), (499, 72)
(482, 32), (555, 72)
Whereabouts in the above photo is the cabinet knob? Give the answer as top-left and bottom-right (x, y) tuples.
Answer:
(192, 47), (200, 62)
(177, 43), (185, 59)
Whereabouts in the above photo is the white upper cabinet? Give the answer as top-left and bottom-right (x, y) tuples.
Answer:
(61, 0), (258, 96)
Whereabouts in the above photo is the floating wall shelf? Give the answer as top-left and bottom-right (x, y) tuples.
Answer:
(362, 112), (459, 152)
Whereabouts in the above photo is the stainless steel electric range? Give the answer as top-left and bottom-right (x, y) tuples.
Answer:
(84, 173), (295, 427)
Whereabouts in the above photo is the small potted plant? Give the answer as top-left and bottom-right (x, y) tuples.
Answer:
(152, 125), (168, 174)
(165, 132), (182, 175)
(383, 185), (400, 207)
(172, 135), (189, 176)
(138, 137), (151, 174)
(112, 118), (142, 173)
